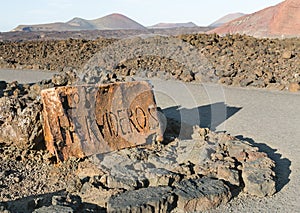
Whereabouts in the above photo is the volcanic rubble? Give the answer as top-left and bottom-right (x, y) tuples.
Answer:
(0, 34), (299, 91)
(0, 71), (276, 212)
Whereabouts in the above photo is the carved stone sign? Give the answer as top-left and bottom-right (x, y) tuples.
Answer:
(41, 81), (163, 161)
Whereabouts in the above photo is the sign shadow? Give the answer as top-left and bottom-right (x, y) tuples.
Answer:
(161, 102), (242, 140)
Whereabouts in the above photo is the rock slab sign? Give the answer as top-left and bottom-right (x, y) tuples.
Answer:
(41, 81), (163, 161)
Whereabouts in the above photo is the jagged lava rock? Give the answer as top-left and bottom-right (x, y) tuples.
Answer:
(174, 178), (231, 212)
(107, 186), (175, 213)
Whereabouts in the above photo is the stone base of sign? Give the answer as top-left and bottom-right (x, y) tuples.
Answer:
(107, 186), (175, 212)
(174, 178), (231, 212)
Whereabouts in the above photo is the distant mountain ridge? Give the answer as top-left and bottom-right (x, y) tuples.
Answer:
(209, 0), (300, 38)
(149, 22), (198, 29)
(209, 13), (246, 27)
(12, 13), (147, 32)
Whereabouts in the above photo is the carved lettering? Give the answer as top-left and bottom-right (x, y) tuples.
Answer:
(135, 106), (147, 131)
(117, 109), (129, 135)
(95, 105), (160, 138)
(127, 108), (140, 133)
(41, 81), (163, 160)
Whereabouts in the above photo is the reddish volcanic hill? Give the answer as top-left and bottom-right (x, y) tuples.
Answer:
(210, 0), (300, 38)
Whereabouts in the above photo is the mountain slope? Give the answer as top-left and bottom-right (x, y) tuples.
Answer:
(12, 13), (146, 32)
(270, 0), (300, 36)
(209, 0), (300, 38)
(209, 13), (245, 28)
(90, 13), (146, 30)
(67, 17), (95, 30)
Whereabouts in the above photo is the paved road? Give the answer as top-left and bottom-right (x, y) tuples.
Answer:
(1, 69), (299, 212)
(150, 79), (300, 212)
(0, 69), (57, 83)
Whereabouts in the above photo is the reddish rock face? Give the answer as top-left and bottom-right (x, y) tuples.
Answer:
(41, 81), (163, 161)
(271, 0), (300, 36)
(210, 0), (300, 38)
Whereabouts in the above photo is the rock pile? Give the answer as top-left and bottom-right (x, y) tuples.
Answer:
(0, 71), (276, 212)
(0, 38), (116, 71)
(179, 34), (299, 91)
(82, 34), (299, 91)
(0, 34), (299, 91)
(83, 36), (211, 83)
(0, 126), (276, 212)
(0, 72), (75, 149)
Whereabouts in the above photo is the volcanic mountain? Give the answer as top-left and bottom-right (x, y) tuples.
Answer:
(209, 13), (246, 28)
(12, 13), (147, 32)
(210, 0), (300, 38)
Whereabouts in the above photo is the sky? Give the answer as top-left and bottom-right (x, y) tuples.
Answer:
(0, 0), (283, 32)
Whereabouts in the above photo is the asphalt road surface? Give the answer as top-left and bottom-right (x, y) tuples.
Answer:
(0, 69), (57, 84)
(150, 79), (300, 212)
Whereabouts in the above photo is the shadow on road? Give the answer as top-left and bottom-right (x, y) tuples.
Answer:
(161, 102), (290, 193)
(236, 135), (291, 193)
(162, 102), (242, 140)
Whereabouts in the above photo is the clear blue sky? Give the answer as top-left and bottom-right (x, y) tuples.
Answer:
(0, 0), (283, 32)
